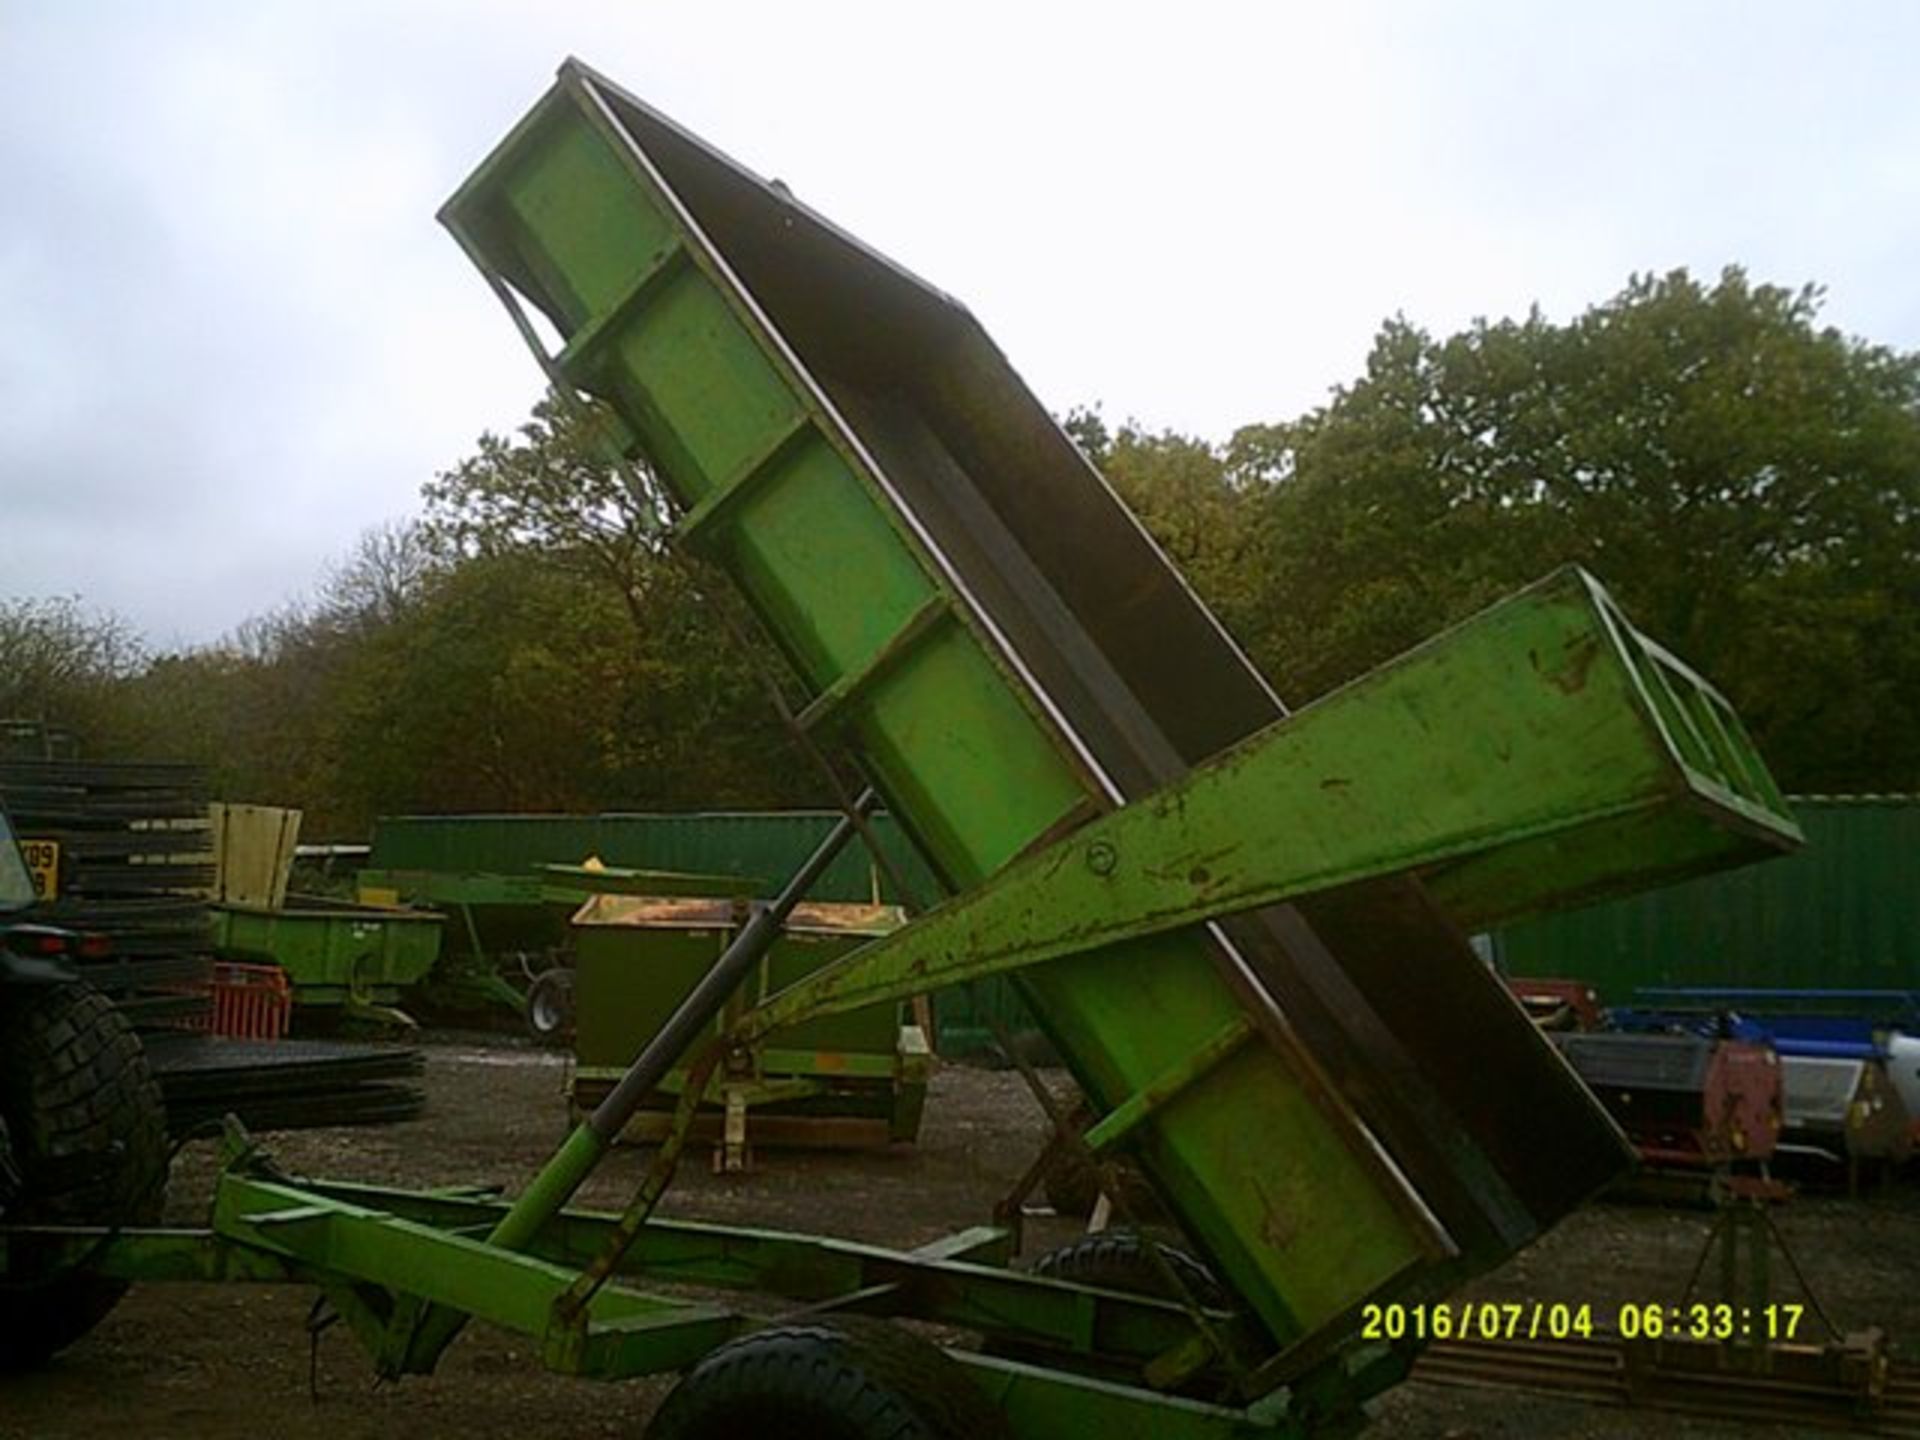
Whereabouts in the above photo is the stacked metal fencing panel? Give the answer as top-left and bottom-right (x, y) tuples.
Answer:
(0, 741), (215, 1027)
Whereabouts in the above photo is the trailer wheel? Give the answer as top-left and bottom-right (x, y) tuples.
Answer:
(1029, 1229), (1229, 1309)
(993, 1232), (1233, 1396)
(524, 967), (574, 1045)
(0, 981), (167, 1369)
(645, 1316), (1011, 1440)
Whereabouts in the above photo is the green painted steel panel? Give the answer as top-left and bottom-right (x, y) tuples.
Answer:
(503, 121), (678, 326)
(1500, 797), (1919, 999)
(574, 924), (718, 1070)
(572, 909), (899, 1067)
(211, 900), (443, 1004)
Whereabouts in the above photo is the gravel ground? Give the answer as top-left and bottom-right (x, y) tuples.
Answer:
(4, 1037), (1915, 1439)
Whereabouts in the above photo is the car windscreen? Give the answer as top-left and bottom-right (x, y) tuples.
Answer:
(0, 810), (35, 912)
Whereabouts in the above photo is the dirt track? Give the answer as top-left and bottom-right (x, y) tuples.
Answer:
(5, 1039), (1917, 1439)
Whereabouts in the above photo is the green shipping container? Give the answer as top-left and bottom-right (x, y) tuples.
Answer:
(368, 811), (940, 905)
(1498, 796), (1919, 1000)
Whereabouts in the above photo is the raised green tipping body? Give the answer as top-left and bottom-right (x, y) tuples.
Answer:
(0, 60), (1811, 1440)
(439, 59), (1795, 1381)
(446, 64), (1430, 1353)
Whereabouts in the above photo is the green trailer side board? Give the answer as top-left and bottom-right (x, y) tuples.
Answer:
(574, 897), (902, 1061)
(211, 899), (443, 1006)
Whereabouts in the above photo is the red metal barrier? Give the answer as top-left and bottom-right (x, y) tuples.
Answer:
(189, 961), (293, 1041)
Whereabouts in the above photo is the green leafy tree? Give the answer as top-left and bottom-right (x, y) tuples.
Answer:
(421, 393), (672, 630)
(0, 596), (143, 748)
(419, 392), (823, 813)
(1239, 267), (1920, 790)
(1070, 413), (1267, 643)
(315, 519), (441, 635)
(318, 551), (817, 828)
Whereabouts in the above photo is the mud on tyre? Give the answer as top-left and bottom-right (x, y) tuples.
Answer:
(0, 981), (168, 1368)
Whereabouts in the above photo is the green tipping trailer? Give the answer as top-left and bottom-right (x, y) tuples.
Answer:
(570, 893), (929, 1164)
(0, 61), (1804, 1437)
(211, 898), (444, 1014)
(363, 810), (1028, 1053)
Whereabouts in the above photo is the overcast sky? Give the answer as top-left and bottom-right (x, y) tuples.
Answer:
(4, 2), (1916, 647)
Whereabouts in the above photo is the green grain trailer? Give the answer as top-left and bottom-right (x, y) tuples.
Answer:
(366, 811), (1026, 1053)
(354, 868), (574, 973)
(211, 898), (444, 1015)
(0, 61), (1803, 1437)
(571, 893), (928, 1164)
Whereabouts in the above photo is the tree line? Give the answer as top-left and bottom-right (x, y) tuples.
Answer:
(7, 266), (1916, 835)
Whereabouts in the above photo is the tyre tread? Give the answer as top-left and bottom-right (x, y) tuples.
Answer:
(646, 1315), (1009, 1440)
(0, 982), (168, 1369)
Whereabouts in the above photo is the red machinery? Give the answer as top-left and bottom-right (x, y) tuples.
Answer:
(1554, 1031), (1782, 1167)
(1508, 976), (1782, 1167)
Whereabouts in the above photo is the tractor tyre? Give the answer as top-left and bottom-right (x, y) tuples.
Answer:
(0, 981), (168, 1369)
(646, 1315), (1011, 1440)
(524, 967), (575, 1045)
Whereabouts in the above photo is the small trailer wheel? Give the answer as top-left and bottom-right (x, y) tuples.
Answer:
(990, 1231), (1235, 1396)
(0, 981), (168, 1369)
(524, 966), (575, 1045)
(645, 1316), (1010, 1440)
(1028, 1229), (1229, 1309)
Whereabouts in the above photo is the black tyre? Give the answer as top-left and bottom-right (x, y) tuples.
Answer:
(524, 967), (575, 1045)
(1029, 1230), (1229, 1309)
(1000, 1232), (1234, 1398)
(646, 1316), (1011, 1440)
(0, 981), (168, 1369)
